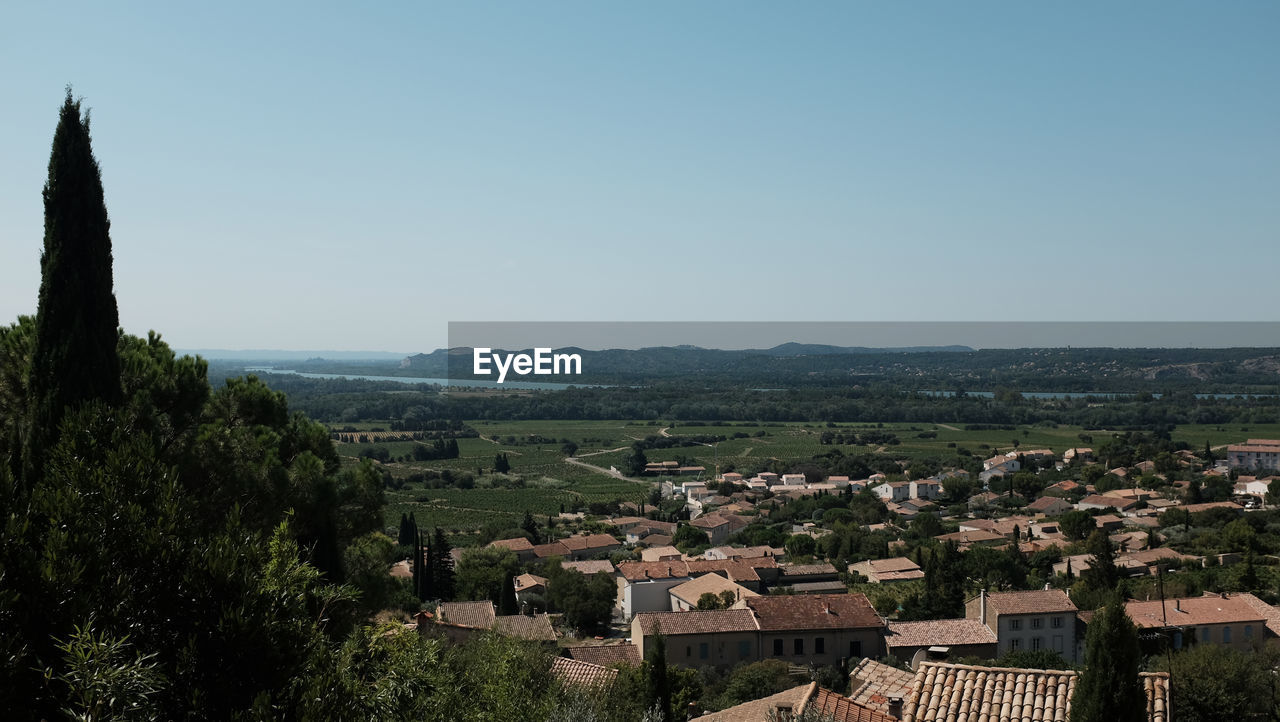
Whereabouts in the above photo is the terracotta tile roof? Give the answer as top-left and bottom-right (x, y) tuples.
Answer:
(531, 541), (572, 558)
(1079, 494), (1137, 509)
(1235, 592), (1280, 637)
(670, 574), (758, 605)
(779, 562), (839, 577)
(984, 589), (1077, 616)
(437, 601), (497, 629)
(560, 533), (620, 551)
(744, 594), (883, 631)
(900, 661), (1169, 722)
(886, 619), (997, 650)
(488, 537), (533, 552)
(640, 534), (674, 548)
(849, 658), (916, 715)
(561, 559), (615, 575)
(564, 643), (642, 667)
(690, 515), (731, 529)
(1125, 594), (1266, 629)
(1182, 501), (1244, 514)
(389, 560), (412, 579)
(1028, 496), (1073, 514)
(866, 558), (922, 573)
(550, 656), (617, 689)
(493, 613), (557, 641)
(514, 573), (546, 592)
(634, 609), (759, 636)
(935, 529), (1005, 545)
(692, 683), (896, 722)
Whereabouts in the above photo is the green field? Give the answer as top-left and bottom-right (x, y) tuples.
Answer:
(340, 419), (1280, 544)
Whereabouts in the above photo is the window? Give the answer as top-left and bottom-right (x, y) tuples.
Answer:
(1051, 617), (1063, 629)
(1032, 637), (1042, 650)
(1031, 618), (1043, 630)
(1245, 625), (1254, 640)
(738, 641), (751, 658)
(1223, 626), (1231, 643)
(699, 643), (709, 660)
(774, 639), (784, 656)
(794, 639), (804, 656)
(815, 638), (825, 655)
(686, 647), (692, 658)
(1009, 619), (1022, 631)
(1201, 627), (1210, 643)
(849, 641), (863, 658)
(1010, 639), (1021, 650)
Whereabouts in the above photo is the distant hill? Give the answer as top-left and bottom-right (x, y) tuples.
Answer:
(179, 349), (409, 362)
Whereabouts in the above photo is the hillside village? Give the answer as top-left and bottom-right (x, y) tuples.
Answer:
(401, 435), (1280, 720)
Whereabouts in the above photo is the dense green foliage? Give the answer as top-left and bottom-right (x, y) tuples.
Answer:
(1070, 596), (1146, 722)
(1150, 643), (1280, 722)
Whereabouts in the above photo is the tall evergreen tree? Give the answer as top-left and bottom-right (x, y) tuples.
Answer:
(1071, 594), (1145, 722)
(646, 632), (673, 722)
(499, 573), (518, 615)
(430, 527), (455, 601)
(26, 89), (122, 468)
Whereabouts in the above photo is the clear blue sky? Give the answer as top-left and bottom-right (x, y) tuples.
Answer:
(1, 2), (1277, 352)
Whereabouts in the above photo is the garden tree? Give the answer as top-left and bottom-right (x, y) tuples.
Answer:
(494, 452), (510, 473)
(1080, 530), (1121, 599)
(343, 532), (399, 614)
(1151, 642), (1280, 722)
(1070, 595), (1145, 722)
(454, 547), (521, 606)
(546, 567), (615, 634)
(1058, 509), (1096, 541)
(430, 527), (455, 601)
(1267, 478), (1280, 506)
(784, 533), (817, 558)
(900, 542), (965, 621)
(712, 659), (796, 710)
(672, 523), (709, 552)
(560, 441), (578, 456)
(25, 90), (122, 472)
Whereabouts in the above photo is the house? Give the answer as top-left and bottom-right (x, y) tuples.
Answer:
(1123, 592), (1277, 650)
(983, 456), (1020, 473)
(1226, 439), (1280, 471)
(720, 472), (744, 484)
(513, 573), (546, 606)
(1044, 479), (1082, 496)
(1235, 479), (1271, 498)
(886, 619), (998, 668)
(758, 472), (780, 485)
(487, 537), (536, 563)
(427, 601), (557, 644)
(704, 545), (778, 562)
(781, 473), (807, 486)
(626, 520), (677, 543)
(1027, 496), (1073, 516)
(1077, 494), (1138, 512)
(934, 529), (1006, 548)
(909, 479), (942, 500)
(669, 573), (757, 611)
(616, 558), (776, 620)
(536, 533), (621, 561)
(898, 661), (1169, 722)
(1062, 447), (1094, 463)
(873, 481), (911, 503)
(1012, 449), (1055, 465)
(850, 557), (924, 584)
(641, 545), (683, 562)
(630, 594), (886, 669)
(776, 562), (840, 586)
(688, 515), (732, 545)
(690, 683), (895, 722)
(965, 589), (1079, 661)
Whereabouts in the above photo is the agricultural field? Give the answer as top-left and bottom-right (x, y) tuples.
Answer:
(335, 418), (1280, 545)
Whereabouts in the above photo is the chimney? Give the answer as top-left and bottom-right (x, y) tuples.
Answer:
(980, 588), (987, 625)
(888, 697), (904, 718)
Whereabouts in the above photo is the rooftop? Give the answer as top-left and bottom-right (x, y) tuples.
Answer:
(743, 593), (883, 631)
(887, 618), (998, 649)
(669, 573), (757, 605)
(983, 589), (1078, 616)
(634, 608), (759, 636)
(1125, 593), (1266, 629)
(691, 683), (895, 722)
(900, 661), (1169, 722)
(849, 658), (916, 715)
(550, 657), (617, 689)
(564, 643), (642, 667)
(436, 601), (497, 629)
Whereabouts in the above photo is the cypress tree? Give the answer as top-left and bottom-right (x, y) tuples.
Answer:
(499, 573), (518, 615)
(431, 527), (455, 601)
(26, 89), (122, 467)
(1071, 594), (1145, 722)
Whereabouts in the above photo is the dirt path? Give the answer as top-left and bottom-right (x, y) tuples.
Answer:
(564, 456), (652, 485)
(576, 446), (630, 457)
(936, 423), (962, 431)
